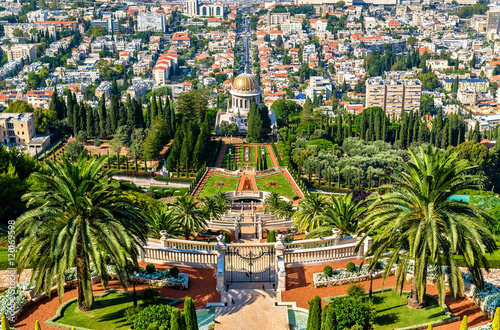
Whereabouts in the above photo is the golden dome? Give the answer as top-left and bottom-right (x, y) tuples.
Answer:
(232, 73), (259, 93)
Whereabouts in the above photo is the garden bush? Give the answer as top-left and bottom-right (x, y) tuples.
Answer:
(346, 262), (356, 273)
(134, 305), (174, 330)
(322, 296), (376, 330)
(184, 297), (198, 330)
(141, 287), (159, 305)
(170, 308), (181, 330)
(323, 265), (333, 277)
(125, 305), (143, 325)
(493, 307), (500, 330)
(347, 284), (365, 298)
(146, 264), (156, 274)
(307, 296), (322, 330)
(170, 266), (179, 278)
(223, 232), (231, 243)
(267, 231), (276, 243)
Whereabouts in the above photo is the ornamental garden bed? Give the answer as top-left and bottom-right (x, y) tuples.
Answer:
(255, 173), (298, 200)
(197, 174), (239, 199)
(313, 260), (396, 288)
(107, 265), (189, 290)
(46, 290), (183, 330)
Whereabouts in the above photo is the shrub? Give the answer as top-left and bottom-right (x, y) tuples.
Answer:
(1, 312), (10, 330)
(223, 232), (231, 243)
(460, 315), (468, 330)
(493, 307), (500, 330)
(171, 308), (181, 330)
(323, 265), (333, 277)
(326, 296), (376, 330)
(146, 264), (156, 274)
(427, 322), (433, 330)
(307, 296), (322, 330)
(267, 230), (276, 242)
(141, 287), (159, 305)
(147, 323), (159, 330)
(134, 305), (174, 330)
(94, 138), (101, 147)
(321, 301), (336, 330)
(125, 305), (143, 325)
(170, 266), (179, 278)
(184, 297), (198, 330)
(35, 320), (41, 330)
(346, 262), (356, 273)
(347, 284), (365, 298)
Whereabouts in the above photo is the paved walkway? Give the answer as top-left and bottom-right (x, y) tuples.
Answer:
(215, 288), (288, 330)
(265, 144), (279, 168)
(215, 143), (228, 167)
(113, 175), (191, 188)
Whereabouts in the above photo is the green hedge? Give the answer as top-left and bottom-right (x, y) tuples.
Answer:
(153, 176), (194, 183)
(271, 142), (283, 166)
(117, 170), (154, 178)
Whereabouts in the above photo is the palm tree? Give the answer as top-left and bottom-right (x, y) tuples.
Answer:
(292, 193), (330, 232)
(145, 205), (182, 239)
(213, 191), (231, 208)
(16, 155), (148, 311)
(264, 192), (281, 214)
(202, 196), (226, 220)
(356, 146), (496, 309)
(321, 193), (365, 235)
(171, 195), (207, 239)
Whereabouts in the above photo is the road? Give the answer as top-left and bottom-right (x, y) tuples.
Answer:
(240, 15), (251, 73)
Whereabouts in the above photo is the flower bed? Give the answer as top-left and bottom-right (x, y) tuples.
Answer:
(107, 265), (189, 290)
(0, 282), (30, 322)
(313, 259), (396, 288)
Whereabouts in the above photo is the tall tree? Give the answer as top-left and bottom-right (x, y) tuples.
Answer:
(357, 146), (496, 309)
(15, 156), (148, 311)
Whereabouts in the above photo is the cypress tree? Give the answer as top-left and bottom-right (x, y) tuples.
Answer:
(171, 308), (181, 330)
(170, 98), (176, 132)
(151, 94), (158, 121)
(247, 98), (263, 141)
(135, 100), (145, 128)
(93, 107), (100, 137)
(158, 96), (164, 119)
(79, 101), (86, 133)
(86, 105), (93, 137)
(167, 129), (184, 171)
(126, 94), (136, 129)
(337, 112), (343, 144)
(145, 103), (151, 128)
(109, 95), (118, 134)
(165, 100), (172, 138)
(72, 102), (79, 135)
(66, 89), (74, 128)
(307, 296), (322, 330)
(184, 297), (198, 330)
(98, 94), (107, 138)
(49, 88), (61, 119)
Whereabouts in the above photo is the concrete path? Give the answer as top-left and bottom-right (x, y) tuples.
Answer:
(112, 176), (191, 188)
(215, 289), (288, 330)
(216, 144), (228, 167)
(265, 144), (279, 168)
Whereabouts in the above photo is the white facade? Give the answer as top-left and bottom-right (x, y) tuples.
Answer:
(137, 14), (166, 33)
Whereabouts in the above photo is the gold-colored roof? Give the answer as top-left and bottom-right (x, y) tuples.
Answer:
(232, 73), (259, 92)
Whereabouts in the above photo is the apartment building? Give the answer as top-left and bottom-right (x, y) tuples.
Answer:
(26, 90), (54, 109)
(185, 0), (224, 18)
(5, 44), (36, 62)
(365, 77), (422, 117)
(443, 78), (488, 92)
(137, 14), (166, 33)
(267, 12), (290, 26)
(95, 81), (112, 99)
(0, 112), (36, 147)
(3, 23), (57, 39)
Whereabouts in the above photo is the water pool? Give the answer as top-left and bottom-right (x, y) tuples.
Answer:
(448, 195), (470, 202)
(197, 307), (216, 330)
(288, 308), (308, 330)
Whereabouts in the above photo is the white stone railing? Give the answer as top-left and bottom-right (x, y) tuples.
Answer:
(148, 238), (218, 251)
(262, 220), (294, 230)
(142, 246), (218, 267)
(284, 242), (359, 266)
(208, 167), (241, 175)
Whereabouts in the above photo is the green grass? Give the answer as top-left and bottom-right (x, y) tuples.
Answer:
(54, 292), (182, 330)
(255, 173), (298, 200)
(371, 291), (448, 329)
(239, 145), (256, 165)
(220, 146), (236, 169)
(264, 148), (273, 169)
(197, 173), (239, 199)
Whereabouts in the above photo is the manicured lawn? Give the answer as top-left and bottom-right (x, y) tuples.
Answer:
(52, 292), (182, 330)
(239, 145), (256, 165)
(255, 173), (297, 200)
(264, 148), (273, 169)
(197, 174), (239, 199)
(371, 291), (448, 329)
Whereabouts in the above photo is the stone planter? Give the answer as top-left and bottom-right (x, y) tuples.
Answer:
(134, 274), (189, 290)
(313, 270), (395, 288)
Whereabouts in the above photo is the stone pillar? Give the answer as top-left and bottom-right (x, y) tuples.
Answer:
(160, 230), (168, 248)
(258, 218), (263, 240)
(216, 235), (226, 292)
(275, 234), (287, 292)
(139, 245), (145, 262)
(332, 228), (340, 246)
(356, 234), (364, 259)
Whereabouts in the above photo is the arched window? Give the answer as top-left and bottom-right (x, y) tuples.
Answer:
(202, 6), (207, 16)
(216, 6), (221, 16)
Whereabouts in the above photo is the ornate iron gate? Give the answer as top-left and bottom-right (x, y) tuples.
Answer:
(225, 247), (276, 283)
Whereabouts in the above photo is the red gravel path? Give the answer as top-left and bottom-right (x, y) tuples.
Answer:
(282, 261), (491, 330)
(13, 264), (220, 330)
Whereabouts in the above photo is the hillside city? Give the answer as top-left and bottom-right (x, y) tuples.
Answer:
(2, 0), (500, 329)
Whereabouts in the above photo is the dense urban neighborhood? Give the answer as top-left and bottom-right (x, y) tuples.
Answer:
(3, 0), (500, 329)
